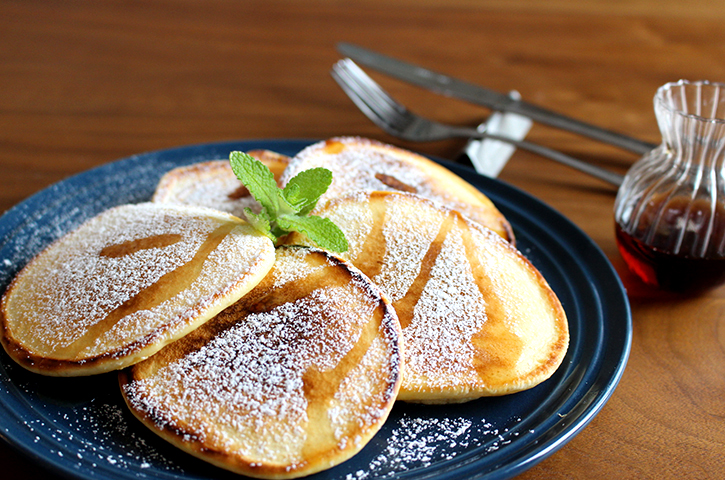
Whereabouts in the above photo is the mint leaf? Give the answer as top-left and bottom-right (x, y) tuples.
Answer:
(229, 151), (279, 216)
(277, 214), (349, 253)
(274, 189), (299, 217)
(242, 208), (274, 241)
(228, 152), (348, 252)
(282, 168), (332, 215)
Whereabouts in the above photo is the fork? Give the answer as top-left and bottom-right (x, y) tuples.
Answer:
(331, 58), (625, 187)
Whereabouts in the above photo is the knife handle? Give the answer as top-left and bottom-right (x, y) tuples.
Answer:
(505, 101), (658, 156)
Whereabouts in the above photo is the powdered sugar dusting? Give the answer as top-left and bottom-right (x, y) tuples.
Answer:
(404, 225), (488, 385)
(4, 203), (273, 360)
(154, 161), (261, 218)
(16, 393), (182, 474)
(318, 193), (491, 387)
(320, 192), (375, 263)
(9, 205), (209, 352)
(0, 155), (172, 288)
(375, 195), (443, 302)
(288, 144), (430, 201)
(271, 247), (332, 290)
(123, 277), (395, 466)
(283, 138), (474, 222)
(68, 402), (181, 472)
(331, 334), (399, 444)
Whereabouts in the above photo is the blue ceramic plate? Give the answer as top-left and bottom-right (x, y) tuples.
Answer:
(0, 139), (631, 480)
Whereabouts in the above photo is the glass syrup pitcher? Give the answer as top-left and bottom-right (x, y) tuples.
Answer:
(614, 80), (725, 291)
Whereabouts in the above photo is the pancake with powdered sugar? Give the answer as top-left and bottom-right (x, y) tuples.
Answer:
(0, 203), (275, 376)
(280, 137), (514, 244)
(120, 246), (402, 479)
(152, 149), (290, 218)
(285, 191), (568, 403)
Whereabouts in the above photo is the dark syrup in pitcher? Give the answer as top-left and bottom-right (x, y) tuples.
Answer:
(615, 196), (725, 291)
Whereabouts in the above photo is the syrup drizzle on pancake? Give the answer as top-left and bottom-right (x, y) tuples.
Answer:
(461, 218), (525, 378)
(100, 233), (183, 258)
(121, 248), (401, 476)
(374, 173), (417, 193)
(300, 286), (384, 461)
(393, 212), (453, 330)
(323, 139), (345, 154)
(227, 185), (251, 199)
(354, 193), (388, 280)
(1, 203), (276, 376)
(227, 256), (387, 451)
(54, 224), (236, 359)
(291, 191), (566, 400)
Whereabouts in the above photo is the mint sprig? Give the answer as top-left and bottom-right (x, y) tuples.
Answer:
(229, 151), (348, 253)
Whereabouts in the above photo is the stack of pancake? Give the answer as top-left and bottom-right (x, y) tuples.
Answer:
(0, 137), (568, 478)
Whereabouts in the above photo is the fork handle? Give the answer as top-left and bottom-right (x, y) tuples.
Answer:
(457, 127), (625, 187)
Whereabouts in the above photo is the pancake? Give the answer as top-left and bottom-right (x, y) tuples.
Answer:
(285, 191), (568, 403)
(0, 203), (275, 376)
(152, 149), (290, 217)
(280, 137), (514, 243)
(120, 246), (402, 479)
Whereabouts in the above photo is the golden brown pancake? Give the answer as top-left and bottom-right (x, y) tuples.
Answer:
(285, 191), (568, 403)
(152, 149), (290, 217)
(120, 246), (402, 479)
(0, 203), (275, 376)
(280, 137), (514, 243)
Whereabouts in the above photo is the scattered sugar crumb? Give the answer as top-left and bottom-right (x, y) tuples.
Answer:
(20, 400), (182, 473)
(344, 413), (528, 478)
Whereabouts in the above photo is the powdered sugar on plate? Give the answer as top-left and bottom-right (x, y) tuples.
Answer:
(345, 412), (527, 479)
(0, 359), (184, 475)
(44, 402), (181, 473)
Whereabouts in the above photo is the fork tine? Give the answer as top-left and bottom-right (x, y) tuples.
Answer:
(332, 61), (396, 133)
(334, 60), (386, 116)
(333, 59), (412, 134)
(333, 59), (444, 142)
(333, 60), (411, 135)
(341, 59), (408, 122)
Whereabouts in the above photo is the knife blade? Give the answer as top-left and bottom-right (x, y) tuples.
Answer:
(337, 42), (657, 155)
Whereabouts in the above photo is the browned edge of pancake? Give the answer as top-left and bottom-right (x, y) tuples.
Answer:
(0, 206), (275, 377)
(119, 246), (403, 479)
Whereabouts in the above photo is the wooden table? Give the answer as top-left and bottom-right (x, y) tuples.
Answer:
(2, 1), (724, 478)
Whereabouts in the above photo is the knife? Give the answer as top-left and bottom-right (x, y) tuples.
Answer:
(337, 42), (658, 156)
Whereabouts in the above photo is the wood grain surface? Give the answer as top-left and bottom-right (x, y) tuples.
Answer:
(2, 1), (725, 479)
